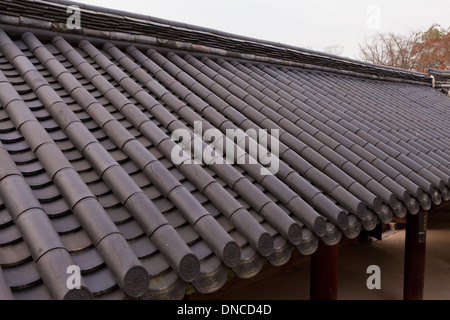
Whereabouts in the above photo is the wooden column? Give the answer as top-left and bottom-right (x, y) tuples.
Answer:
(403, 209), (427, 300)
(310, 241), (339, 300)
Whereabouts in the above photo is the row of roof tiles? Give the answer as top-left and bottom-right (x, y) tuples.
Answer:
(0, 24), (448, 299)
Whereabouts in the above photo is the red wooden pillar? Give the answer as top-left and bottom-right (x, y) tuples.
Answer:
(310, 241), (339, 300)
(403, 209), (427, 300)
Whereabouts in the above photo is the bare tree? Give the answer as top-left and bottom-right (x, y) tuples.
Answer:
(357, 32), (418, 70)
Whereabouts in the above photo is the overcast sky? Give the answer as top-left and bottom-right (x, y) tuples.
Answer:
(75, 0), (449, 59)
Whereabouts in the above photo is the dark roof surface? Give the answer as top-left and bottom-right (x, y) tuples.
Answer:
(0, 0), (449, 300)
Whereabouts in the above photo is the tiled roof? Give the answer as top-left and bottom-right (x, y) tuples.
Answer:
(0, 0), (449, 300)
(430, 68), (450, 95)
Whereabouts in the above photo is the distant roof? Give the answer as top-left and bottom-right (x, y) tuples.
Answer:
(430, 68), (450, 94)
(0, 0), (449, 300)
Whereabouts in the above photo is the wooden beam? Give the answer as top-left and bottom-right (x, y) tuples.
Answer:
(403, 209), (427, 300)
(310, 240), (339, 300)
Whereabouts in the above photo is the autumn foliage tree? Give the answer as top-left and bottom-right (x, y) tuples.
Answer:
(412, 25), (450, 72)
(358, 24), (450, 73)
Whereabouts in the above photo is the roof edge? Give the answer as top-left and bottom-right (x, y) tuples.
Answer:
(0, 0), (433, 85)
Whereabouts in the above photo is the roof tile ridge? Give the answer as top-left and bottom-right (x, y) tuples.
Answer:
(78, 38), (241, 268)
(0, 80), (93, 300)
(138, 48), (339, 239)
(162, 52), (352, 233)
(0, 29), (149, 298)
(184, 54), (372, 221)
(284, 66), (447, 203)
(107, 44), (307, 245)
(258, 64), (431, 208)
(211, 58), (388, 216)
(43, 34), (204, 283)
(222, 59), (402, 214)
